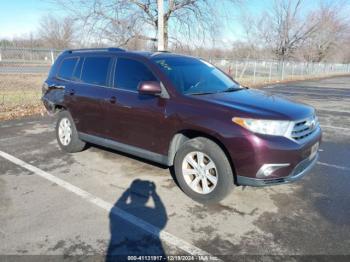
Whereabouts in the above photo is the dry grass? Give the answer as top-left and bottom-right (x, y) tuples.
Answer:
(0, 73), (46, 120)
(0, 104), (46, 121)
(0, 73), (46, 91)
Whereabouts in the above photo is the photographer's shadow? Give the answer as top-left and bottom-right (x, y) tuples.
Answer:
(106, 179), (168, 260)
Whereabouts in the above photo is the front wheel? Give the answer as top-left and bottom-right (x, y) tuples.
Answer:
(174, 137), (234, 204)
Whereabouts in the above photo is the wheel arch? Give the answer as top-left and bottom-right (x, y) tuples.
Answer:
(54, 104), (67, 112)
(167, 129), (237, 184)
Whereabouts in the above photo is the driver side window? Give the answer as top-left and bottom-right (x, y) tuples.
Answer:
(114, 58), (157, 91)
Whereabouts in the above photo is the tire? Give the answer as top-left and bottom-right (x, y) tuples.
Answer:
(56, 111), (86, 153)
(174, 137), (234, 204)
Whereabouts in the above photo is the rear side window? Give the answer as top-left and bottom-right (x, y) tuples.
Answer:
(72, 57), (84, 81)
(57, 57), (78, 80)
(81, 56), (112, 86)
(114, 58), (157, 91)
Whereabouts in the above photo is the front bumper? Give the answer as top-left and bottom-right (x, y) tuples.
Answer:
(224, 124), (322, 186)
(236, 153), (319, 186)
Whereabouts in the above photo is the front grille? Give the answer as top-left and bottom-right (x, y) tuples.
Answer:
(291, 115), (318, 142)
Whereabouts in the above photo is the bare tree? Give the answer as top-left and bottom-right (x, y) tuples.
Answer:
(253, 0), (320, 61)
(52, 0), (240, 49)
(298, 1), (350, 62)
(38, 15), (76, 49)
(234, 12), (267, 60)
(236, 0), (350, 62)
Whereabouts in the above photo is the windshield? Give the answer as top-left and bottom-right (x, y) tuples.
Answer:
(152, 56), (242, 95)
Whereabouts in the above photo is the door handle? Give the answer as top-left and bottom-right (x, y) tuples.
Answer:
(109, 96), (117, 104)
(69, 89), (75, 96)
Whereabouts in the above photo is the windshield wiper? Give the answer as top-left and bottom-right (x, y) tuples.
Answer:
(188, 92), (216, 95)
(188, 86), (246, 95)
(223, 86), (246, 93)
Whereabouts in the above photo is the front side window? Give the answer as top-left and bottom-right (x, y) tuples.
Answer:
(81, 56), (112, 86)
(152, 57), (242, 95)
(57, 57), (78, 80)
(114, 58), (157, 91)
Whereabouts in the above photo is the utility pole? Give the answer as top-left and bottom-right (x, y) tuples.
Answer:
(157, 0), (165, 51)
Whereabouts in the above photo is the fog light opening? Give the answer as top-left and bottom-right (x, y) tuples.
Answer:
(257, 163), (290, 178)
(264, 166), (275, 176)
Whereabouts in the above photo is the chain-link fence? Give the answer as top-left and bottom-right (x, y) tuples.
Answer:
(0, 47), (349, 119)
(0, 47), (62, 119)
(211, 58), (350, 86)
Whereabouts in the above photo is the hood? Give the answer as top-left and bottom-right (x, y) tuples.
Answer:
(193, 88), (314, 120)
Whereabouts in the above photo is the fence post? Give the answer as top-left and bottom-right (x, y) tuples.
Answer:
(50, 50), (54, 65)
(314, 63), (316, 75)
(253, 61), (257, 84)
(311, 63), (314, 75)
(301, 63), (304, 77)
(235, 61), (238, 79)
(319, 63), (321, 76)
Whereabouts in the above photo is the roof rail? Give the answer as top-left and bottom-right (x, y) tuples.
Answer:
(107, 47), (126, 52)
(66, 47), (126, 53)
(150, 50), (172, 57)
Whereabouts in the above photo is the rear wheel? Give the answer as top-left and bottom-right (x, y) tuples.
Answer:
(56, 111), (86, 153)
(174, 137), (234, 204)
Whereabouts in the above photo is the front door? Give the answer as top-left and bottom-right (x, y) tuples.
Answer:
(102, 57), (168, 154)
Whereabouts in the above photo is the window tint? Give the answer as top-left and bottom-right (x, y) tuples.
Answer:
(115, 58), (157, 91)
(57, 57), (78, 80)
(72, 57), (84, 81)
(81, 56), (112, 86)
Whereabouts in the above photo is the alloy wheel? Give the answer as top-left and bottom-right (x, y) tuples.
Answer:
(181, 151), (218, 194)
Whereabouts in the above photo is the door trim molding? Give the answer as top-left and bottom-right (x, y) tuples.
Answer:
(78, 132), (169, 166)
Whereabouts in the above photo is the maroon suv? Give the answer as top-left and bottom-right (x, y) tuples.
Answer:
(42, 48), (322, 203)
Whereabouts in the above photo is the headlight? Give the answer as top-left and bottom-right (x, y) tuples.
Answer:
(232, 117), (291, 136)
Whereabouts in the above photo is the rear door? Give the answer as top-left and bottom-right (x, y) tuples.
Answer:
(102, 57), (168, 154)
(54, 56), (81, 126)
(64, 55), (113, 136)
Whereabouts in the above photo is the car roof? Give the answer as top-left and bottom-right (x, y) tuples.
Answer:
(63, 48), (194, 60)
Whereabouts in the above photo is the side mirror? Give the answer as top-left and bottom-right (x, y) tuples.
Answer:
(138, 81), (162, 96)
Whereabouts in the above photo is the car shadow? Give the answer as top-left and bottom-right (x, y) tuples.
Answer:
(89, 144), (168, 169)
(88, 144), (181, 188)
(106, 179), (168, 261)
